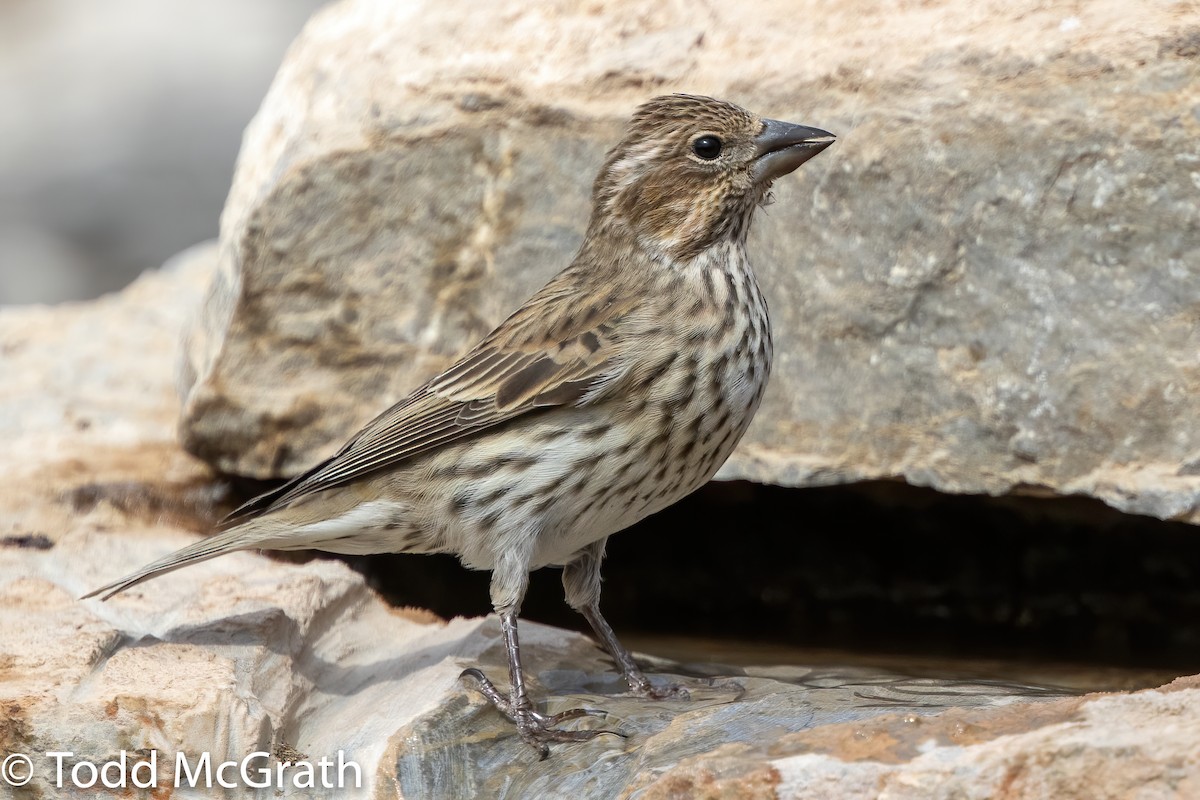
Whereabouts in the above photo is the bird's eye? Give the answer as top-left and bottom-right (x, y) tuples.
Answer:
(691, 135), (723, 160)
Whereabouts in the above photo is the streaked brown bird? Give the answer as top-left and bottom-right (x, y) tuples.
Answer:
(85, 94), (834, 755)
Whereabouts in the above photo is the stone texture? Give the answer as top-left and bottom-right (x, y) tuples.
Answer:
(0, 247), (492, 797)
(2, 244), (1199, 797)
(177, 0), (1200, 524)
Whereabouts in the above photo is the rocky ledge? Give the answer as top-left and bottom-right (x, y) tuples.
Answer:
(3, 0), (1199, 795)
(1, 244), (1197, 798)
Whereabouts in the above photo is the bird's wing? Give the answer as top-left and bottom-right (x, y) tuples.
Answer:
(221, 273), (640, 525)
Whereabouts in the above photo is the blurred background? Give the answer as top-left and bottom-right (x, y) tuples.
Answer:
(0, 0), (326, 304)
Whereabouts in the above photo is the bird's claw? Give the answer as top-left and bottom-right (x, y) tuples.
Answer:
(514, 708), (624, 760)
(460, 668), (626, 759)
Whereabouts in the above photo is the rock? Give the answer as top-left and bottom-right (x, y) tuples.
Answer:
(176, 0), (1200, 524)
(3, 243), (1200, 797)
(397, 662), (1069, 798)
(0, 245), (490, 796)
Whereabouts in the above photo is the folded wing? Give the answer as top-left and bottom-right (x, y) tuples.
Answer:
(222, 273), (638, 525)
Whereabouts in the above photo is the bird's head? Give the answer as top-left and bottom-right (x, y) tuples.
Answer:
(591, 94), (835, 262)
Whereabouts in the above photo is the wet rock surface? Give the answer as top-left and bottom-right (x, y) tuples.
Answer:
(397, 653), (1068, 799)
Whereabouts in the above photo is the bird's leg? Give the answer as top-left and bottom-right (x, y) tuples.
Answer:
(578, 604), (690, 700)
(462, 566), (621, 757)
(563, 540), (689, 701)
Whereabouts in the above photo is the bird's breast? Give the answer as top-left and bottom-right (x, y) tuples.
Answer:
(560, 248), (773, 532)
(660, 246), (773, 419)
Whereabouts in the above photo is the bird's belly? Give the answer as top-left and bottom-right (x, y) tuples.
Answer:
(534, 368), (768, 567)
(408, 405), (746, 572)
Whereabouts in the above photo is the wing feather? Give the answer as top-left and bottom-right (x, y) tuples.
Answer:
(221, 271), (641, 526)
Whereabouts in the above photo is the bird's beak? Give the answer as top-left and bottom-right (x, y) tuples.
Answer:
(751, 118), (836, 184)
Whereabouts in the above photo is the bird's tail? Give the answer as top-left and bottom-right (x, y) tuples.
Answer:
(81, 521), (286, 601)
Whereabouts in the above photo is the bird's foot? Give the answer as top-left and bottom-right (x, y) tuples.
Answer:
(461, 668), (625, 759)
(511, 706), (618, 759)
(573, 602), (691, 701)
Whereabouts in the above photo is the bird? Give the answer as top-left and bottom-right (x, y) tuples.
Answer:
(84, 93), (835, 756)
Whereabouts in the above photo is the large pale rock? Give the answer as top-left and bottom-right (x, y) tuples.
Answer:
(178, 0), (1200, 523)
(3, 245), (1199, 798)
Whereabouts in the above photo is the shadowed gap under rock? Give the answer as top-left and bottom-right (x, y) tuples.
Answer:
(320, 480), (1200, 689)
